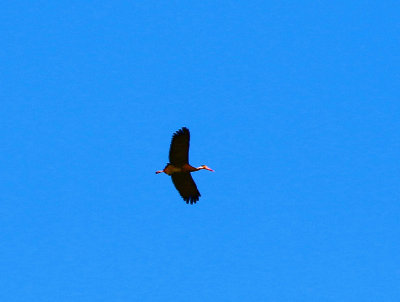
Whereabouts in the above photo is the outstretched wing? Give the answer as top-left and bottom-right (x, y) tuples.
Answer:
(169, 127), (190, 166)
(171, 172), (201, 204)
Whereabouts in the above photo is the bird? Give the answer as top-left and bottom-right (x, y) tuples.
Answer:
(155, 127), (214, 204)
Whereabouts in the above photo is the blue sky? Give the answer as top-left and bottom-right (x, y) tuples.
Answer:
(1, 1), (399, 301)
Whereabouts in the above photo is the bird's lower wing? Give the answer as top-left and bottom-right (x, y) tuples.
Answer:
(171, 172), (201, 204)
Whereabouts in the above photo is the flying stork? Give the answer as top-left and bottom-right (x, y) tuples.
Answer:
(155, 127), (214, 204)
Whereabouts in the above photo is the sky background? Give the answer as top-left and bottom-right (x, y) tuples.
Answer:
(1, 1), (399, 301)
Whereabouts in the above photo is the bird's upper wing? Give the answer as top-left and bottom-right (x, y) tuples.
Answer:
(169, 127), (190, 166)
(171, 172), (201, 204)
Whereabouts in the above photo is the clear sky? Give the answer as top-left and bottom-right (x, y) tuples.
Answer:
(1, 1), (399, 301)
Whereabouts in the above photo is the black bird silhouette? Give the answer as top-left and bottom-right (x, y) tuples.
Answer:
(156, 127), (214, 204)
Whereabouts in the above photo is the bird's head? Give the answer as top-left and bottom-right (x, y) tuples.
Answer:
(200, 165), (214, 172)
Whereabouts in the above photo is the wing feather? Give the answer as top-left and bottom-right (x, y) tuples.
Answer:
(171, 172), (201, 204)
(169, 127), (190, 166)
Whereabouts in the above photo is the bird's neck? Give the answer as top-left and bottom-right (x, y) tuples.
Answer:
(182, 164), (201, 172)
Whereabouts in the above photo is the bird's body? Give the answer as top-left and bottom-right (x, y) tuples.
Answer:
(162, 163), (197, 175)
(156, 127), (214, 204)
